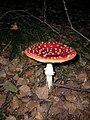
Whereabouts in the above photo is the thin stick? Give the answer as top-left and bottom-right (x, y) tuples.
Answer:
(0, 9), (61, 36)
(53, 83), (90, 93)
(43, 0), (46, 22)
(2, 41), (11, 52)
(62, 0), (90, 42)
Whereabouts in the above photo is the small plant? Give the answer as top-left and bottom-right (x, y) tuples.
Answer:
(0, 84), (18, 93)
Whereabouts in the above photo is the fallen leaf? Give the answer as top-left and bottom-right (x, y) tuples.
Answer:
(65, 94), (77, 103)
(78, 73), (87, 82)
(8, 58), (19, 72)
(17, 77), (26, 86)
(11, 96), (20, 110)
(50, 99), (65, 115)
(5, 115), (16, 120)
(55, 87), (71, 96)
(23, 114), (29, 120)
(10, 22), (18, 30)
(16, 103), (28, 115)
(64, 101), (77, 114)
(76, 101), (84, 110)
(82, 80), (90, 89)
(24, 69), (34, 77)
(0, 70), (6, 78)
(29, 59), (37, 65)
(26, 100), (38, 112)
(82, 100), (89, 108)
(18, 85), (32, 98)
(0, 94), (6, 106)
(0, 56), (9, 65)
(33, 83), (49, 100)
(37, 103), (48, 113)
(35, 112), (43, 120)
(7, 96), (22, 113)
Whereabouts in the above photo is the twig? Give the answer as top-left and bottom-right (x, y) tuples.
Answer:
(0, 92), (13, 112)
(0, 9), (61, 36)
(62, 0), (90, 42)
(53, 83), (90, 93)
(44, 102), (53, 120)
(2, 41), (12, 52)
(43, 0), (46, 22)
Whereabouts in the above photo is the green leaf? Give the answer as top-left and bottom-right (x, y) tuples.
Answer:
(3, 84), (18, 93)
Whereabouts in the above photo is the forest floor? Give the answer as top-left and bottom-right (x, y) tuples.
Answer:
(0, 32), (90, 120)
(0, 5), (90, 120)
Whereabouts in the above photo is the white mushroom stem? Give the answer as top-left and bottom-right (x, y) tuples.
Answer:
(44, 63), (55, 89)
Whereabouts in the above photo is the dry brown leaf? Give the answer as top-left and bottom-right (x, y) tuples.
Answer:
(82, 100), (89, 108)
(55, 87), (71, 96)
(11, 96), (20, 110)
(82, 80), (90, 89)
(7, 96), (22, 113)
(0, 70), (6, 78)
(23, 114), (29, 120)
(26, 100), (38, 112)
(0, 56), (9, 65)
(29, 59), (37, 65)
(18, 84), (31, 98)
(25, 69), (34, 77)
(35, 112), (43, 120)
(64, 101), (77, 114)
(17, 77), (26, 86)
(33, 83), (49, 100)
(0, 94), (6, 106)
(65, 94), (77, 103)
(50, 99), (65, 115)
(10, 22), (18, 30)
(5, 115), (16, 120)
(17, 103), (28, 115)
(76, 101), (84, 110)
(37, 103), (48, 113)
(78, 73), (87, 82)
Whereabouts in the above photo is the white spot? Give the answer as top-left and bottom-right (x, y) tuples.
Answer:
(50, 49), (52, 52)
(29, 48), (31, 50)
(32, 50), (35, 53)
(57, 44), (59, 47)
(43, 54), (46, 57)
(59, 56), (62, 58)
(57, 52), (60, 55)
(52, 42), (55, 44)
(66, 48), (69, 52)
(47, 48), (49, 52)
(54, 57), (56, 59)
(38, 46), (41, 48)
(42, 48), (45, 50)
(55, 48), (57, 50)
(52, 53), (55, 55)
(42, 51), (45, 54)
(64, 45), (67, 47)
(67, 54), (70, 58)
(44, 44), (46, 47)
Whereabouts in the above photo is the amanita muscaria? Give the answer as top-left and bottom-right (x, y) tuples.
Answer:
(24, 41), (76, 89)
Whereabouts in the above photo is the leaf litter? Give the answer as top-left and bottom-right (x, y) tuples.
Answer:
(0, 39), (90, 120)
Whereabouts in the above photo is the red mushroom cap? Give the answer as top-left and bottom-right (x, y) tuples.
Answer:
(24, 41), (76, 63)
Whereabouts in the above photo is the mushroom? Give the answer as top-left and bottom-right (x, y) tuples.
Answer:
(24, 41), (76, 89)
